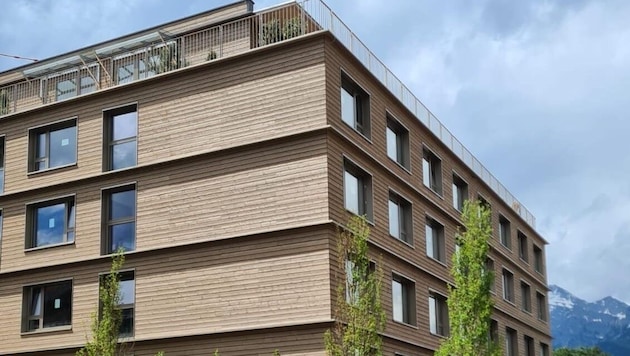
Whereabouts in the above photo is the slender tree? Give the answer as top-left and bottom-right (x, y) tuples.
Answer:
(435, 200), (500, 356)
(324, 215), (385, 356)
(77, 250), (125, 356)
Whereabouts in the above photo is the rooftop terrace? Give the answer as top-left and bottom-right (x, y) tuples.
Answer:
(0, 0), (536, 229)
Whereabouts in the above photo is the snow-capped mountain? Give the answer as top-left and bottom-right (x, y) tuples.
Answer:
(550, 285), (630, 356)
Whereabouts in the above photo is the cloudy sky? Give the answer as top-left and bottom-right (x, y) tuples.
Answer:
(1, 0), (629, 303)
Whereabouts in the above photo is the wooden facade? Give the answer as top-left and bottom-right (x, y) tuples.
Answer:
(0, 1), (551, 355)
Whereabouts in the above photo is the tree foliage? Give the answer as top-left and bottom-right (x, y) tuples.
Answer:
(325, 215), (385, 356)
(77, 250), (125, 356)
(435, 200), (500, 356)
(554, 347), (610, 356)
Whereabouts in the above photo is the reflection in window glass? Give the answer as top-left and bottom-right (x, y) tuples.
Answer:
(344, 171), (359, 214)
(392, 279), (402, 322)
(31, 121), (77, 172)
(107, 108), (138, 171)
(341, 87), (355, 127)
(31, 199), (75, 248)
(105, 186), (136, 254)
(389, 199), (400, 238)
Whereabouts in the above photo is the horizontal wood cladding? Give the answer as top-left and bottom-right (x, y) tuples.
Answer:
(0, 133), (329, 273)
(327, 130), (550, 337)
(323, 36), (549, 283)
(0, 228), (333, 355)
(0, 35), (327, 195)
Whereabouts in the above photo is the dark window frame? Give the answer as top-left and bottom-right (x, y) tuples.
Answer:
(505, 327), (518, 356)
(99, 270), (135, 338)
(28, 118), (77, 173)
(343, 158), (373, 221)
(534, 244), (544, 274)
(392, 273), (416, 326)
(422, 148), (442, 195)
(502, 268), (515, 303)
(25, 195), (76, 249)
(452, 173), (468, 212)
(429, 292), (449, 337)
(102, 184), (137, 255)
(426, 217), (445, 263)
(499, 215), (511, 249)
(22, 279), (73, 332)
(388, 191), (413, 245)
(518, 231), (529, 263)
(340, 73), (371, 138)
(524, 335), (535, 356)
(521, 280), (532, 313)
(103, 104), (138, 172)
(536, 291), (548, 322)
(386, 115), (410, 169)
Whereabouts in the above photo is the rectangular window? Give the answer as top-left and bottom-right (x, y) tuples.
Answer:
(29, 119), (77, 172)
(426, 218), (445, 263)
(505, 327), (518, 356)
(23, 280), (72, 332)
(422, 148), (442, 194)
(502, 269), (515, 303)
(477, 194), (491, 211)
(388, 192), (412, 245)
(540, 342), (550, 356)
(118, 271), (135, 337)
(524, 335), (535, 356)
(534, 245), (544, 273)
(452, 174), (468, 212)
(102, 185), (136, 254)
(341, 73), (370, 138)
(386, 117), (409, 169)
(26, 196), (76, 249)
(486, 258), (495, 293)
(521, 281), (532, 312)
(53, 67), (99, 101)
(0, 136), (5, 194)
(343, 159), (373, 220)
(518, 231), (529, 262)
(499, 216), (511, 249)
(489, 319), (499, 343)
(429, 293), (449, 336)
(104, 105), (138, 171)
(114, 52), (161, 84)
(537, 291), (548, 321)
(392, 274), (416, 325)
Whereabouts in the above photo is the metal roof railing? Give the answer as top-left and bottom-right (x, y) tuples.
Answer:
(298, 0), (536, 229)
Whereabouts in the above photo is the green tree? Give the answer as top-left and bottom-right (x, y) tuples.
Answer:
(77, 250), (126, 356)
(324, 215), (385, 356)
(554, 347), (610, 356)
(435, 200), (500, 356)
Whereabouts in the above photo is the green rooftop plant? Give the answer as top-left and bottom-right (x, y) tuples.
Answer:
(0, 89), (10, 115)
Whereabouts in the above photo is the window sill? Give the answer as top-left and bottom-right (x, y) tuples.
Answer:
(427, 255), (448, 267)
(344, 209), (374, 226)
(390, 235), (414, 249)
(21, 325), (72, 336)
(393, 320), (418, 329)
(500, 243), (512, 252)
(27, 162), (77, 176)
(519, 257), (530, 265)
(25, 241), (75, 252)
(423, 184), (444, 200)
(503, 298), (517, 307)
(388, 157), (412, 175)
(430, 332), (448, 339)
(522, 309), (533, 315)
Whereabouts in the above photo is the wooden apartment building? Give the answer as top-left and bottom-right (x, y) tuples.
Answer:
(0, 0), (552, 355)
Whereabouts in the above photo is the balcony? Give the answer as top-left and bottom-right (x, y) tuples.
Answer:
(0, 2), (319, 117)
